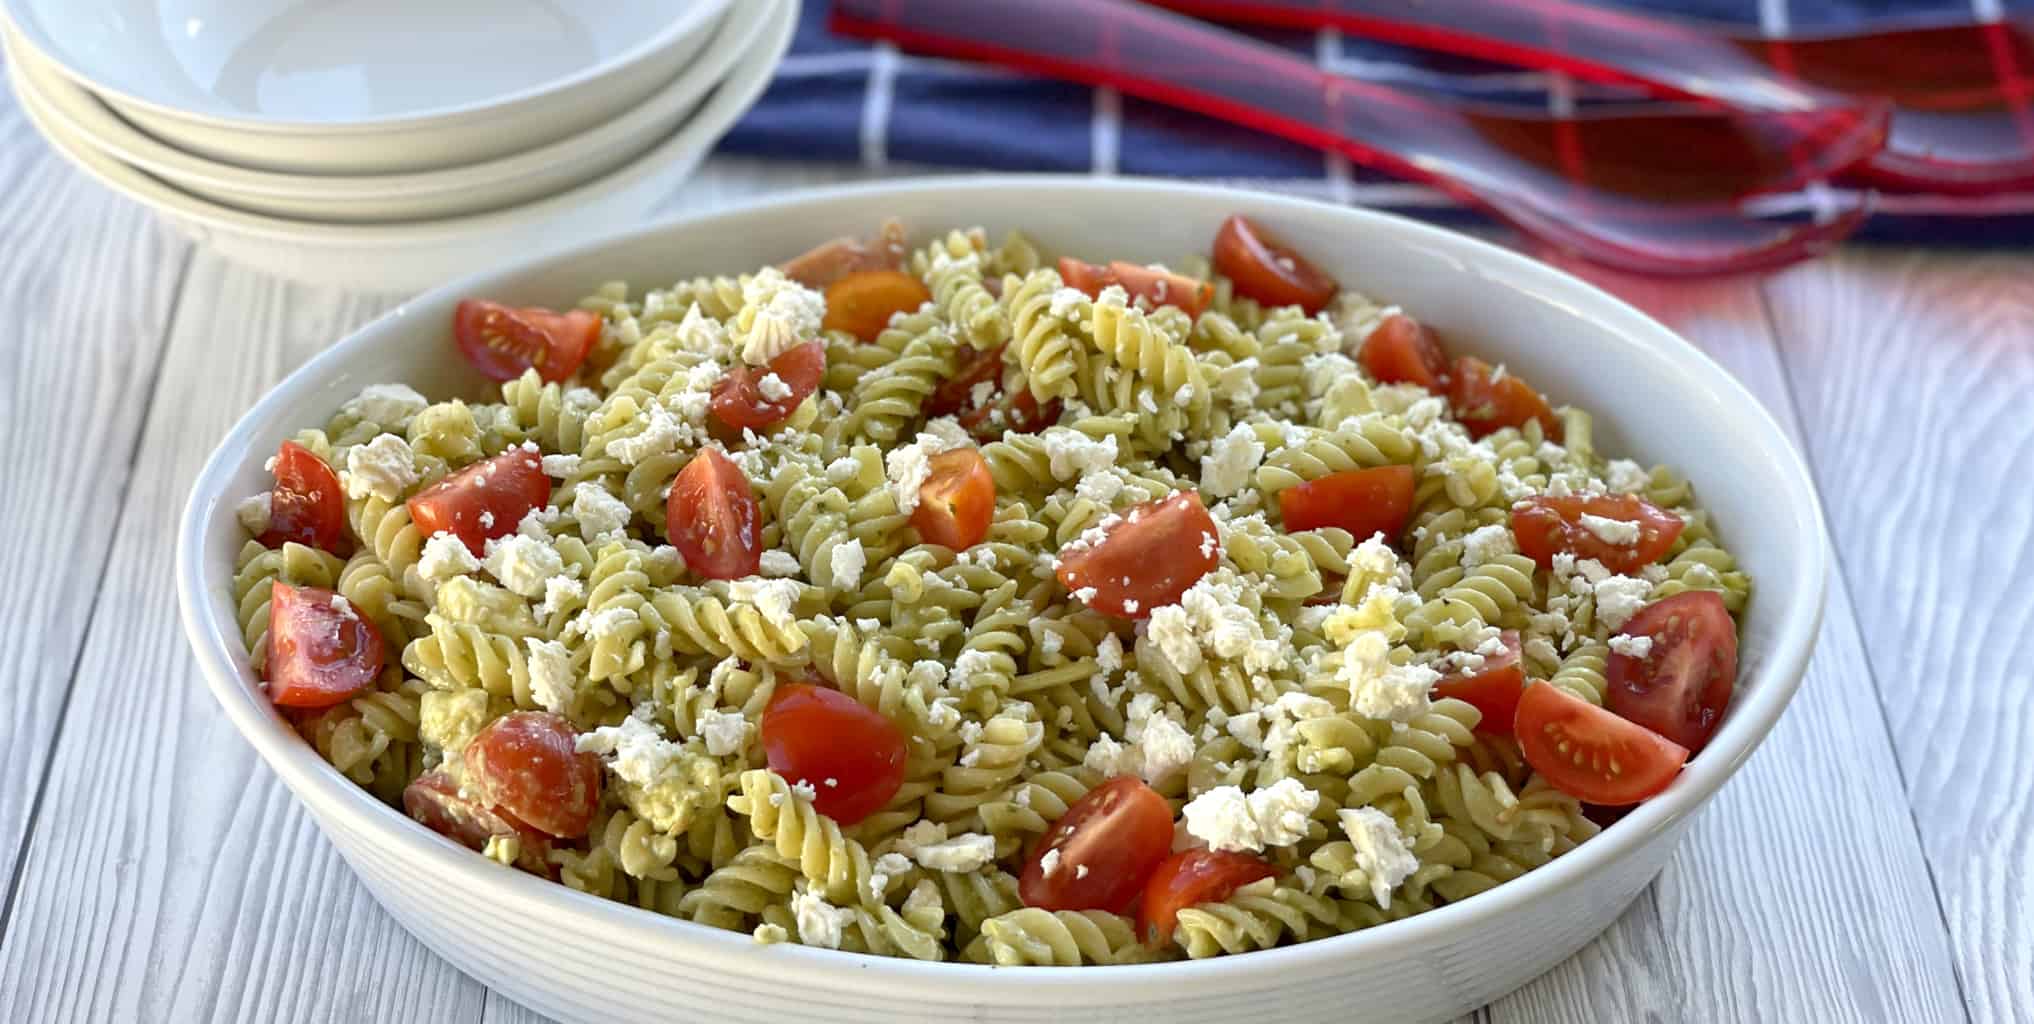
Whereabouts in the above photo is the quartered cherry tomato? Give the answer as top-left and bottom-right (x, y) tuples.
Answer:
(453, 299), (601, 383)
(266, 583), (382, 708)
(1138, 849), (1279, 945)
(1358, 314), (1450, 393)
(1054, 491), (1220, 618)
(1056, 257), (1212, 317)
(406, 447), (550, 557)
(1515, 682), (1688, 805)
(464, 711), (601, 839)
(1277, 465), (1416, 542)
(402, 771), (555, 876)
(259, 440), (349, 553)
(710, 340), (827, 432)
(1433, 630), (1526, 735)
(761, 683), (907, 826)
(1210, 215), (1338, 314)
(1606, 591), (1738, 753)
(666, 448), (761, 580)
(925, 343), (1009, 419)
(779, 219), (907, 288)
(823, 270), (932, 342)
(1510, 493), (1685, 575)
(911, 448), (996, 550)
(1449, 356), (1560, 440)
(1019, 776), (1174, 913)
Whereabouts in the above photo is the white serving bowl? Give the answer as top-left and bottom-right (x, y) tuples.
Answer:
(3, 0), (770, 224)
(1, 0), (732, 174)
(176, 178), (1827, 1024)
(6, 0), (794, 293)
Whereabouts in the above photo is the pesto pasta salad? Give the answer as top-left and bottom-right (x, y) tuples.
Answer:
(232, 215), (1750, 965)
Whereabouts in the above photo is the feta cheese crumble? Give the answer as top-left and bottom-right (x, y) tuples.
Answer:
(572, 485), (632, 542)
(525, 639), (576, 713)
(1608, 634), (1655, 659)
(1200, 423), (1265, 499)
(341, 434), (418, 503)
(697, 709), (749, 757)
(1579, 513), (1642, 546)
(482, 533), (566, 599)
(419, 532), (481, 579)
(1181, 779), (1321, 853)
(1339, 807), (1418, 906)
(884, 432), (954, 515)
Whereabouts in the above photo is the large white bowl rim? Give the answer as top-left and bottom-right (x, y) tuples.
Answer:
(177, 176), (1827, 1000)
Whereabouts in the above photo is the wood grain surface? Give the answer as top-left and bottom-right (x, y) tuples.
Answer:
(0, 119), (2013, 1021)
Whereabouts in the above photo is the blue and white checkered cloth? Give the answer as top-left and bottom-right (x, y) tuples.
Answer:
(718, 0), (2034, 247)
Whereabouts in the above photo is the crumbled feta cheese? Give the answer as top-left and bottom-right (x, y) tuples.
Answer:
(1134, 714), (1195, 786)
(1081, 734), (1138, 778)
(1048, 287), (1089, 319)
(791, 779), (817, 802)
(344, 383), (429, 428)
(1095, 633), (1125, 674)
(1349, 658), (1440, 723)
(525, 639), (576, 713)
(736, 268), (826, 366)
(1039, 848), (1063, 876)
(1604, 459), (1650, 494)
(419, 532), (482, 579)
(756, 372), (793, 402)
(1340, 807), (1418, 906)
(697, 709), (748, 756)
(1579, 514), (1642, 546)
(1594, 576), (1654, 631)
(1143, 570), (1281, 676)
(576, 715), (682, 789)
(587, 605), (640, 644)
(541, 453), (581, 479)
(1200, 423), (1265, 499)
(482, 533), (565, 599)
(1182, 786), (1262, 853)
(922, 415), (973, 450)
(870, 851), (912, 901)
(829, 539), (866, 590)
(572, 485), (633, 542)
(341, 434), (418, 503)
(789, 886), (851, 950)
(1608, 634), (1655, 659)
(1249, 778), (1320, 847)
(726, 577), (802, 632)
(759, 550), (802, 577)
(884, 432), (954, 515)
(904, 831), (997, 873)
(1459, 523), (1517, 567)
(607, 402), (688, 465)
(235, 493), (272, 536)
(1040, 428), (1119, 480)
(536, 575), (584, 620)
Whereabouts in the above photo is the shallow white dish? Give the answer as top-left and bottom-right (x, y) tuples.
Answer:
(8, 0), (793, 293)
(4, 0), (769, 224)
(175, 177), (1827, 1024)
(2, 0), (731, 174)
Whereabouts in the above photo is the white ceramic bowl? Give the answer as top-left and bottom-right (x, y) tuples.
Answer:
(175, 177), (1827, 1023)
(3, 0), (770, 224)
(6, 0), (794, 293)
(1, 0), (732, 174)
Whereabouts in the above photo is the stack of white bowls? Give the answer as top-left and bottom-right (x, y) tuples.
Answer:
(2, 0), (796, 291)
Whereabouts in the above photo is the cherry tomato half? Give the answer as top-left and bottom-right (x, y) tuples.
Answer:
(259, 440), (349, 554)
(1358, 314), (1451, 394)
(779, 219), (907, 289)
(1276, 465), (1416, 543)
(1138, 849), (1278, 946)
(1449, 356), (1560, 440)
(666, 448), (761, 580)
(823, 270), (932, 343)
(1433, 630), (1526, 736)
(464, 711), (602, 839)
(1606, 591), (1738, 753)
(1055, 491), (1220, 618)
(1056, 258), (1212, 317)
(925, 343), (1009, 419)
(406, 447), (550, 557)
(402, 771), (555, 876)
(453, 299), (601, 383)
(959, 389), (1061, 441)
(266, 583), (383, 708)
(1515, 682), (1688, 806)
(710, 341), (827, 432)
(1020, 776), (1175, 913)
(1210, 215), (1338, 314)
(1510, 493), (1685, 576)
(761, 683), (907, 826)
(911, 448), (996, 550)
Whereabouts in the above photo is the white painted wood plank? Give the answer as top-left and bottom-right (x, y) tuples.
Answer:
(1765, 250), (2034, 1023)
(1485, 266), (1965, 1024)
(0, 76), (188, 897)
(0, 253), (485, 1024)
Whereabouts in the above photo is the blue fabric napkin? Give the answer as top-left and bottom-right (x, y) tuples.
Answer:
(717, 0), (2034, 247)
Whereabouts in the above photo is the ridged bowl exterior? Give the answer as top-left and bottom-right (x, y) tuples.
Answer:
(178, 178), (1824, 1023)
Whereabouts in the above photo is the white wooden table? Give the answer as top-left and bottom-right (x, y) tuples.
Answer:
(0, 82), (2023, 1023)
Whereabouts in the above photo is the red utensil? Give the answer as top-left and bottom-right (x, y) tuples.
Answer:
(1147, 0), (2034, 195)
(831, 0), (1887, 276)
